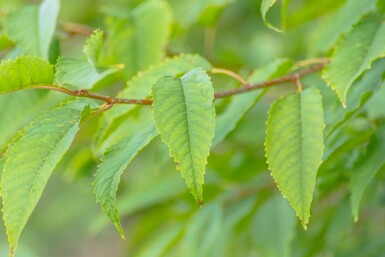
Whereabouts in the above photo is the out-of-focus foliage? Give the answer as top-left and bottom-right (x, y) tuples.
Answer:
(1, 0), (385, 257)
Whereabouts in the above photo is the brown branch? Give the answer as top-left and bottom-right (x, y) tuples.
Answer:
(213, 62), (327, 98)
(211, 68), (249, 86)
(26, 62), (328, 108)
(59, 22), (95, 37)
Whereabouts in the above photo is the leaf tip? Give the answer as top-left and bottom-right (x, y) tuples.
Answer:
(199, 200), (203, 208)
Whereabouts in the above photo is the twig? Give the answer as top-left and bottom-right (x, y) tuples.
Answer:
(59, 22), (95, 37)
(211, 68), (250, 87)
(18, 62), (328, 109)
(213, 63), (326, 98)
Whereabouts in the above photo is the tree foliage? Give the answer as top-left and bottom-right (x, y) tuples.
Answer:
(0, 0), (385, 256)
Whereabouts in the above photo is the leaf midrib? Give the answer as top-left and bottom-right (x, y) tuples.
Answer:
(179, 78), (199, 200)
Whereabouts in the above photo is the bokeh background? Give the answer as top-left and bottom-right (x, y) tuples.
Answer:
(1, 0), (385, 256)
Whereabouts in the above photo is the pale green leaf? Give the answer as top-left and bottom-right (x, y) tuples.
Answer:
(265, 87), (325, 227)
(323, 16), (385, 106)
(0, 55), (54, 94)
(136, 225), (183, 257)
(152, 68), (215, 203)
(94, 124), (158, 238)
(94, 54), (212, 151)
(309, 0), (376, 54)
(252, 195), (296, 257)
(183, 203), (223, 257)
(55, 57), (120, 89)
(213, 58), (293, 147)
(83, 29), (103, 66)
(260, 0), (291, 33)
(2, 101), (88, 256)
(350, 125), (385, 221)
(168, 0), (237, 28)
(325, 58), (385, 137)
(90, 172), (186, 235)
(6, 0), (60, 59)
(101, 0), (172, 79)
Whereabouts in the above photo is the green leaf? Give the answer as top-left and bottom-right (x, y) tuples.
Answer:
(183, 203), (223, 257)
(94, 54), (212, 151)
(265, 87), (325, 227)
(378, 0), (385, 13)
(325, 58), (385, 137)
(213, 58), (293, 147)
(252, 195), (296, 257)
(0, 34), (14, 50)
(350, 125), (385, 222)
(136, 225), (183, 257)
(323, 16), (385, 106)
(152, 68), (215, 203)
(2, 101), (88, 256)
(309, 0), (376, 54)
(94, 124), (158, 238)
(55, 57), (121, 89)
(55, 30), (121, 89)
(101, 0), (172, 79)
(6, 0), (60, 59)
(0, 55), (54, 94)
(260, 0), (291, 33)
(83, 29), (103, 66)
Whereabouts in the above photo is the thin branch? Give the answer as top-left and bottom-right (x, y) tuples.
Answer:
(211, 68), (250, 86)
(213, 62), (327, 98)
(294, 73), (303, 92)
(59, 22), (95, 37)
(25, 61), (328, 109)
(294, 57), (330, 69)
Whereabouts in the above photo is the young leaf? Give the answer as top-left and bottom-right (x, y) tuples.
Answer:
(101, 0), (172, 79)
(350, 125), (385, 221)
(323, 16), (385, 106)
(265, 87), (325, 228)
(260, 0), (291, 33)
(83, 29), (103, 66)
(309, 0), (376, 54)
(252, 195), (296, 257)
(55, 57), (121, 89)
(55, 30), (121, 89)
(6, 0), (60, 59)
(152, 68), (215, 204)
(94, 54), (212, 151)
(0, 55), (54, 94)
(94, 124), (158, 238)
(2, 101), (88, 256)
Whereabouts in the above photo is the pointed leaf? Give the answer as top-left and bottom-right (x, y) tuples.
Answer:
(252, 195), (296, 257)
(0, 56), (54, 94)
(265, 87), (325, 227)
(323, 16), (385, 106)
(6, 0), (60, 59)
(2, 101), (88, 256)
(152, 68), (215, 203)
(94, 124), (158, 238)
(350, 125), (385, 221)
(94, 54), (212, 151)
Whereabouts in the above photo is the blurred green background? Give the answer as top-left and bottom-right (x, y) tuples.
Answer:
(1, 0), (385, 256)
